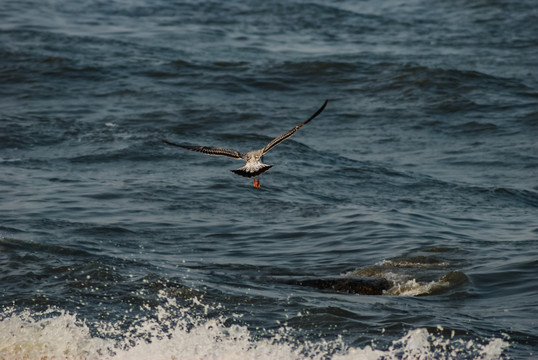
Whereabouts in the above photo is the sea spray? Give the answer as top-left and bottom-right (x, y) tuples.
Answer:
(1, 292), (508, 360)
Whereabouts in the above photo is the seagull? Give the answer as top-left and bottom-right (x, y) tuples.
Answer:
(163, 99), (328, 188)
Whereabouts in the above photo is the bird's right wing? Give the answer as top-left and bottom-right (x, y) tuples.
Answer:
(262, 99), (328, 155)
(162, 140), (244, 159)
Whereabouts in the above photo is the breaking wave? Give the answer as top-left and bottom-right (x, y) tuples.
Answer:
(0, 292), (508, 360)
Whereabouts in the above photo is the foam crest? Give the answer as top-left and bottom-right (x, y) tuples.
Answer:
(346, 256), (469, 296)
(0, 307), (110, 359)
(0, 294), (508, 360)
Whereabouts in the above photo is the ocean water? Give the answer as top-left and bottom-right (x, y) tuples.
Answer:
(1, 0), (537, 359)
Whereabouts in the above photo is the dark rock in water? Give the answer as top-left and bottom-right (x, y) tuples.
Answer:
(282, 276), (391, 295)
(439, 271), (469, 287)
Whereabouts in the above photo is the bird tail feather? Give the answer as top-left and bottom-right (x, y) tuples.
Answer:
(232, 164), (272, 178)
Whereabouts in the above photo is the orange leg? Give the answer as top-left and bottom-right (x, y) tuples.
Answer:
(253, 176), (261, 188)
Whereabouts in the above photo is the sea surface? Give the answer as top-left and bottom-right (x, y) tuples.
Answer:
(1, 0), (537, 359)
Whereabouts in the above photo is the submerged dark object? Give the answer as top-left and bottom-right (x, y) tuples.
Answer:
(282, 276), (391, 295)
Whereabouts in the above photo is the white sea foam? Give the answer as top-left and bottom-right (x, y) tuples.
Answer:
(344, 257), (469, 296)
(0, 158), (21, 163)
(0, 294), (509, 360)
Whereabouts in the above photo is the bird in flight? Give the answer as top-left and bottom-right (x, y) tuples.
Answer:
(163, 99), (328, 188)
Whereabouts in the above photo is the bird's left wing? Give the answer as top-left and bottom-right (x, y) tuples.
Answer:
(262, 99), (328, 155)
(162, 140), (244, 159)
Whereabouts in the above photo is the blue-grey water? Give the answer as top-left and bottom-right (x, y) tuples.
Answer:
(1, 0), (537, 359)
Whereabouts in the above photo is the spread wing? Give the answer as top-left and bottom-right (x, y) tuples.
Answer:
(262, 99), (328, 155)
(162, 140), (244, 160)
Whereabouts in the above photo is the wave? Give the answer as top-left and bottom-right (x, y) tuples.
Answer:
(345, 253), (469, 297)
(0, 236), (91, 258)
(0, 294), (509, 360)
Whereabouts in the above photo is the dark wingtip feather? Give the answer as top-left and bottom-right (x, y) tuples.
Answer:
(162, 139), (185, 148)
